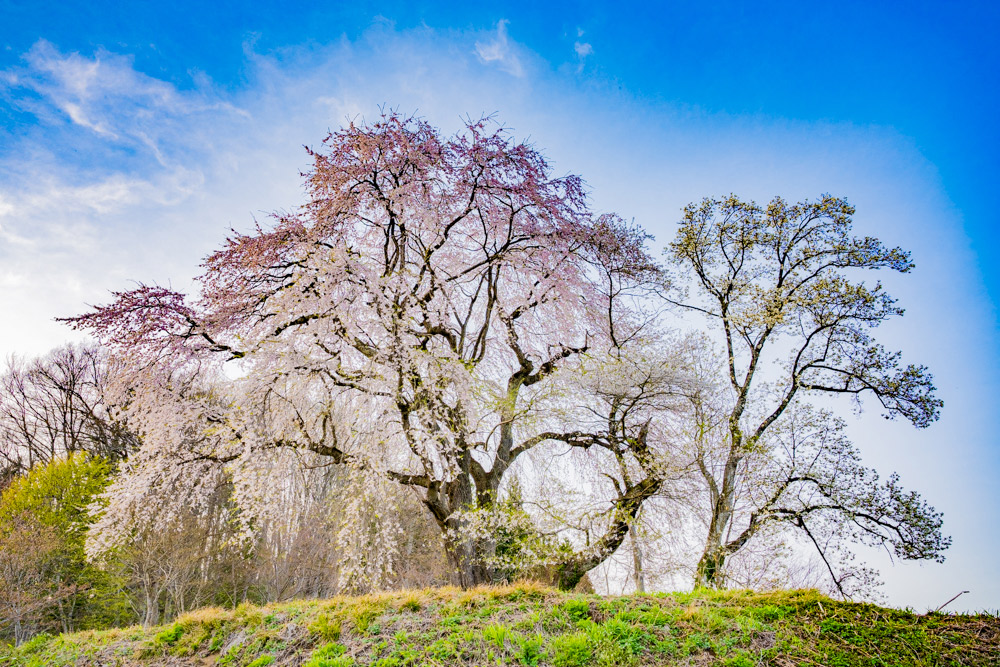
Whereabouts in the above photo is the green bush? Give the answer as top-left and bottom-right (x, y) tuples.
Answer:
(0, 455), (131, 639)
(550, 632), (592, 667)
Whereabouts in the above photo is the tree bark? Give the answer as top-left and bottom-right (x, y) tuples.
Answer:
(424, 466), (499, 589)
(443, 533), (494, 588)
(695, 470), (738, 587)
(142, 585), (160, 627)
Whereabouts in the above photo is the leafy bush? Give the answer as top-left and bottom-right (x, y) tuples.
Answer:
(550, 632), (592, 667)
(0, 454), (129, 642)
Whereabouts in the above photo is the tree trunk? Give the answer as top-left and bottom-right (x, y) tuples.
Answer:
(695, 508), (728, 588)
(630, 523), (646, 594)
(142, 588), (159, 627)
(695, 546), (726, 588)
(443, 533), (494, 588)
(555, 561), (592, 591)
(13, 617), (25, 647)
(695, 445), (742, 588)
(425, 482), (496, 588)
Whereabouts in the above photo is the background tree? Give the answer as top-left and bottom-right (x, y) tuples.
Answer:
(665, 195), (946, 590)
(68, 112), (666, 588)
(0, 515), (66, 645)
(0, 345), (136, 485)
(0, 454), (130, 641)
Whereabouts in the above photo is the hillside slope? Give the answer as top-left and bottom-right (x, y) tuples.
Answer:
(1, 585), (997, 666)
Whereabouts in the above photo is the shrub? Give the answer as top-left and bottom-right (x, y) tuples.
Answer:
(551, 632), (592, 667)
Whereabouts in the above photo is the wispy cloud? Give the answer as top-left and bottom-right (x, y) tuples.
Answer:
(3, 41), (247, 165)
(0, 27), (974, 369)
(475, 19), (524, 77)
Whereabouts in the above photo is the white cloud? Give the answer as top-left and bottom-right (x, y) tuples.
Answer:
(4, 41), (247, 164)
(60, 100), (116, 136)
(574, 41), (593, 58)
(474, 19), (524, 77)
(9, 169), (203, 217)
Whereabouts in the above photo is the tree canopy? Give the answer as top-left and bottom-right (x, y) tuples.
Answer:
(665, 195), (945, 590)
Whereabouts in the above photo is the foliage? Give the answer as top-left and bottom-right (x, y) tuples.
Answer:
(66, 111), (668, 589)
(0, 454), (130, 643)
(0, 453), (113, 536)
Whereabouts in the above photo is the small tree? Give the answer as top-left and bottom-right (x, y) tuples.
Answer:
(0, 515), (65, 645)
(0, 454), (130, 640)
(665, 195), (947, 590)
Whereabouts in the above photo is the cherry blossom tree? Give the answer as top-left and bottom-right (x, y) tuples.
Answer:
(68, 112), (670, 588)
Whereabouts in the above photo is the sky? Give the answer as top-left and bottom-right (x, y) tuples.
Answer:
(0, 1), (998, 612)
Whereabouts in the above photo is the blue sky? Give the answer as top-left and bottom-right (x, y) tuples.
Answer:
(4, 1), (997, 262)
(1, 1), (998, 610)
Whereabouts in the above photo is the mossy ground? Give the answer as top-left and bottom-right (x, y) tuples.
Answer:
(2, 584), (997, 666)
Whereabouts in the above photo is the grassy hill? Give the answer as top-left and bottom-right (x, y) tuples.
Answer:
(1, 584), (997, 666)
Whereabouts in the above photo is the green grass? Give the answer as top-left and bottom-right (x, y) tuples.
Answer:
(1, 585), (997, 666)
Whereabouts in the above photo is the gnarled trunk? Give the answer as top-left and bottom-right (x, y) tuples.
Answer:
(424, 458), (500, 589)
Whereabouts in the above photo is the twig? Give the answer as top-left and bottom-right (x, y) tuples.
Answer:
(933, 590), (970, 613)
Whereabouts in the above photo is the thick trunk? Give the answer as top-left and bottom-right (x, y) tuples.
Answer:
(555, 561), (592, 591)
(443, 533), (495, 588)
(425, 466), (499, 589)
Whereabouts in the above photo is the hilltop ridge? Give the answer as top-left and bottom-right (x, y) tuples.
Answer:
(1, 585), (997, 666)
